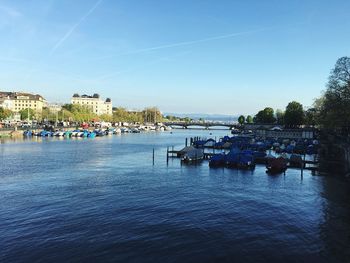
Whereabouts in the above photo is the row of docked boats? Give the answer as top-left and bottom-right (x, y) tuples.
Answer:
(193, 135), (318, 155)
(208, 149), (307, 174)
(24, 129), (97, 138)
(208, 148), (256, 170)
(208, 150), (300, 174)
(179, 142), (308, 174)
(22, 125), (172, 138)
(23, 128), (128, 138)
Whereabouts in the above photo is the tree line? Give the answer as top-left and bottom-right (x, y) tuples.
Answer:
(237, 101), (306, 128)
(237, 56), (350, 133)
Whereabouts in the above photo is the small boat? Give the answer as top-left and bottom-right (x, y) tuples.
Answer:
(40, 130), (51, 137)
(114, 128), (121, 134)
(23, 130), (33, 137)
(286, 144), (295, 153)
(121, 127), (130, 133)
(106, 129), (114, 135)
(204, 139), (216, 148)
(88, 132), (96, 138)
(64, 131), (72, 138)
(209, 153), (226, 168)
(53, 131), (64, 137)
(80, 130), (89, 137)
(225, 148), (241, 168)
(181, 148), (204, 163)
(266, 157), (287, 175)
(94, 129), (105, 136)
(237, 153), (255, 170)
(71, 130), (79, 137)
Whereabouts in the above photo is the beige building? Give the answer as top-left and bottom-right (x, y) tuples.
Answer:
(71, 93), (112, 115)
(0, 91), (46, 113)
(47, 103), (62, 113)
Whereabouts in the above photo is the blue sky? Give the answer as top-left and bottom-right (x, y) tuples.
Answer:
(0, 0), (349, 115)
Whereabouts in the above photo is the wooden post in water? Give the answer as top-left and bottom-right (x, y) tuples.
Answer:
(301, 154), (305, 177)
(153, 148), (155, 166)
(185, 138), (188, 147)
(166, 146), (169, 165)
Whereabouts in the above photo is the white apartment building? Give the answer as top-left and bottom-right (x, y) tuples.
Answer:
(71, 93), (112, 115)
(0, 91), (46, 113)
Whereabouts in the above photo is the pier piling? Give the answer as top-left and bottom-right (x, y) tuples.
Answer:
(166, 146), (169, 165)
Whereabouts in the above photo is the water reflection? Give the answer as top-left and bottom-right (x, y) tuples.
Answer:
(319, 176), (350, 262)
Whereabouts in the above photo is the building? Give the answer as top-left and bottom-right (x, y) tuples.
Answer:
(71, 93), (112, 115)
(0, 91), (46, 113)
(254, 128), (315, 139)
(47, 103), (62, 113)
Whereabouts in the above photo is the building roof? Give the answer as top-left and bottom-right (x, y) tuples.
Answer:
(0, 91), (45, 100)
(72, 93), (111, 102)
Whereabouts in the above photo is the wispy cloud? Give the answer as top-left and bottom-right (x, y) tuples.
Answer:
(50, 0), (103, 55)
(0, 5), (22, 18)
(89, 27), (273, 61)
(23, 0), (103, 82)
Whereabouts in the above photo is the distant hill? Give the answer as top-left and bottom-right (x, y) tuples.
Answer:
(164, 113), (238, 122)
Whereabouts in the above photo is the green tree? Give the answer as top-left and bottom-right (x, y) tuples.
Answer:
(319, 57), (350, 133)
(0, 107), (12, 120)
(246, 115), (253, 124)
(112, 107), (143, 123)
(59, 109), (74, 122)
(284, 101), (304, 127)
(41, 107), (55, 122)
(304, 108), (317, 127)
(100, 114), (113, 122)
(19, 108), (36, 120)
(238, 115), (245, 125)
(275, 109), (285, 125)
(142, 107), (163, 123)
(254, 107), (276, 124)
(112, 107), (129, 122)
(62, 104), (97, 122)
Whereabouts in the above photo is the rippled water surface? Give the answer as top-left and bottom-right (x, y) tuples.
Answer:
(1, 130), (350, 263)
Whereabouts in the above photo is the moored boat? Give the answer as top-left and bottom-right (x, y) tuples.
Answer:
(209, 153), (226, 167)
(181, 148), (204, 163)
(266, 157), (287, 175)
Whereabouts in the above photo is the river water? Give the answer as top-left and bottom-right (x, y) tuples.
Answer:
(0, 130), (349, 263)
